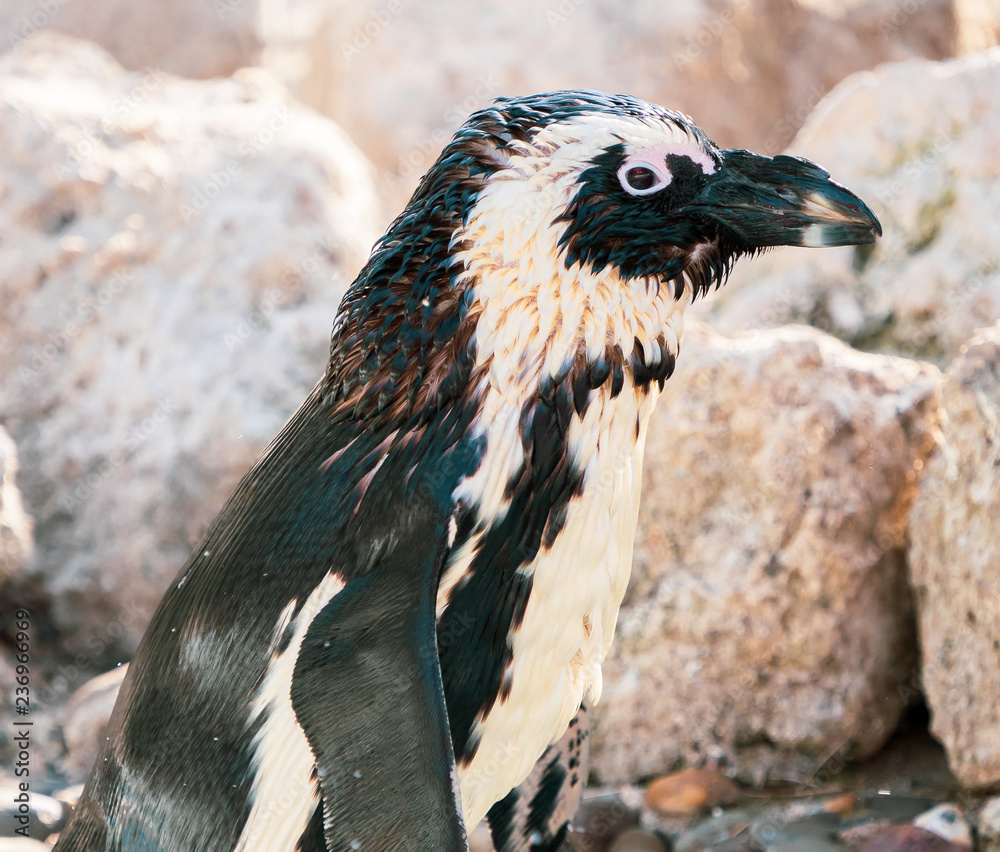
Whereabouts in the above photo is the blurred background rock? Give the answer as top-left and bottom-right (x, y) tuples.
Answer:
(1, 0), (1000, 848)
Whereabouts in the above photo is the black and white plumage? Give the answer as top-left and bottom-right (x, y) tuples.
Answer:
(55, 91), (880, 852)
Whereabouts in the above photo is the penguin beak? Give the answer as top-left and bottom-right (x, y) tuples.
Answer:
(692, 149), (882, 249)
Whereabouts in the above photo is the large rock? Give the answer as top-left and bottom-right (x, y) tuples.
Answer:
(591, 323), (943, 785)
(0, 427), (32, 584)
(0, 33), (380, 674)
(694, 47), (1000, 365)
(909, 321), (1000, 788)
(0, 0), (260, 79)
(265, 0), (997, 206)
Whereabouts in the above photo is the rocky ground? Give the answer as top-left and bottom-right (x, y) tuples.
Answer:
(1, 705), (997, 850)
(1, 1), (1000, 850)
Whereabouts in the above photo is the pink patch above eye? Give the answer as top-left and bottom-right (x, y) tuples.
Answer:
(633, 142), (717, 178)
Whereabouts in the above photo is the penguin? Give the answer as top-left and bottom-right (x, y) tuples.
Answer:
(54, 90), (880, 852)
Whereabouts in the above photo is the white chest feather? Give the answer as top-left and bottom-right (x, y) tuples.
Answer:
(446, 135), (688, 827)
(453, 383), (660, 829)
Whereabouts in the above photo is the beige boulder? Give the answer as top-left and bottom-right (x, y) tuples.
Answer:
(909, 322), (1000, 788)
(265, 0), (997, 207)
(591, 323), (943, 785)
(0, 33), (380, 671)
(0, 0), (260, 79)
(694, 47), (1000, 364)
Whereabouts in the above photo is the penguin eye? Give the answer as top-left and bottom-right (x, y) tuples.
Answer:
(618, 160), (671, 196)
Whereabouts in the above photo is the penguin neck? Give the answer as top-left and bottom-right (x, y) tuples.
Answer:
(443, 198), (689, 570)
(454, 179), (689, 409)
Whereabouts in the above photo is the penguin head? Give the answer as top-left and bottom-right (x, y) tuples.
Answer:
(444, 90), (881, 303)
(328, 90), (881, 418)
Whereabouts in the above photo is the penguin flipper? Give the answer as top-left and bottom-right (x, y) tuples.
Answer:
(290, 509), (467, 852)
(486, 703), (590, 851)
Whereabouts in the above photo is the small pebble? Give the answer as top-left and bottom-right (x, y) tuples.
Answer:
(644, 768), (739, 815)
(856, 824), (968, 852)
(572, 789), (639, 848)
(823, 792), (857, 815)
(913, 803), (971, 848)
(841, 819), (896, 846)
(609, 827), (667, 852)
